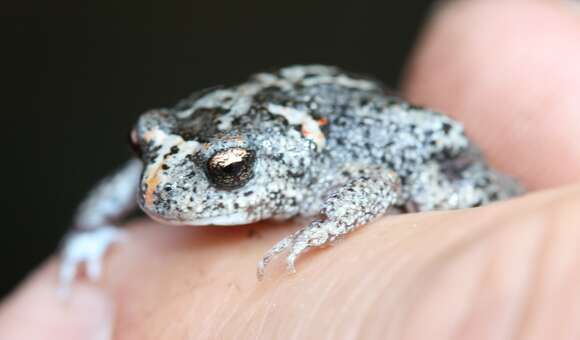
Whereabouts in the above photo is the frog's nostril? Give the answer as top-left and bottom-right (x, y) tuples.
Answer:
(128, 129), (142, 158)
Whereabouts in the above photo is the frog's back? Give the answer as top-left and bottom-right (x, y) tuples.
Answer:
(168, 65), (470, 177)
(169, 65), (387, 137)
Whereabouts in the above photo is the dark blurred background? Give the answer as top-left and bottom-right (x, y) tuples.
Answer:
(1, 0), (435, 297)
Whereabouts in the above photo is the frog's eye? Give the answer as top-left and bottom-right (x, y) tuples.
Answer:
(128, 129), (142, 158)
(207, 148), (255, 190)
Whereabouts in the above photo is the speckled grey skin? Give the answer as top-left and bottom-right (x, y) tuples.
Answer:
(59, 65), (522, 286)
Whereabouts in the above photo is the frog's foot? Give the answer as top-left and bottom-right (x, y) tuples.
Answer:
(59, 226), (127, 295)
(257, 166), (401, 280)
(257, 220), (337, 280)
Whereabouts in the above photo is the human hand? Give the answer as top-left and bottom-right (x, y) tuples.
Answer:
(2, 1), (580, 339)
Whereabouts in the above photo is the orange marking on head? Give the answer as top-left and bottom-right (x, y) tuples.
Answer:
(143, 130), (155, 143)
(144, 166), (162, 209)
(318, 118), (328, 126)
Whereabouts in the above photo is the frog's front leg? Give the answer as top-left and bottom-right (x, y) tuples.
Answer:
(59, 158), (142, 291)
(257, 166), (402, 279)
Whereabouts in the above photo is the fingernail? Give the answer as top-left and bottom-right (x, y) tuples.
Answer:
(0, 263), (114, 340)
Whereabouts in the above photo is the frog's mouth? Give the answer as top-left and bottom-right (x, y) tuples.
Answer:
(142, 207), (252, 227)
(186, 212), (253, 226)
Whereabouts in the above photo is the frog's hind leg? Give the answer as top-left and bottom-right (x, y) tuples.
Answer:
(408, 152), (523, 212)
(257, 166), (402, 279)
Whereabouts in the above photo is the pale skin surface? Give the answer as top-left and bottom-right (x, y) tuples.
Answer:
(2, 0), (580, 339)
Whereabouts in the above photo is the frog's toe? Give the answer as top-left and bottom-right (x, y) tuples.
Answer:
(286, 242), (307, 274)
(256, 231), (300, 280)
(257, 225), (324, 279)
(58, 226), (127, 295)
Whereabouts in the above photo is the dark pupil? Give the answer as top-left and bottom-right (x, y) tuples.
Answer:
(207, 149), (254, 190)
(222, 162), (242, 175)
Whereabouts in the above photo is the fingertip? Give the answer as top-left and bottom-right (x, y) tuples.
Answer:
(402, 0), (580, 189)
(0, 261), (114, 340)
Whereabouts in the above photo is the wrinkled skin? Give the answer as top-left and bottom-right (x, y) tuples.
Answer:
(2, 1), (580, 339)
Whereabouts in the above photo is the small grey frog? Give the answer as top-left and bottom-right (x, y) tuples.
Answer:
(60, 65), (522, 287)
